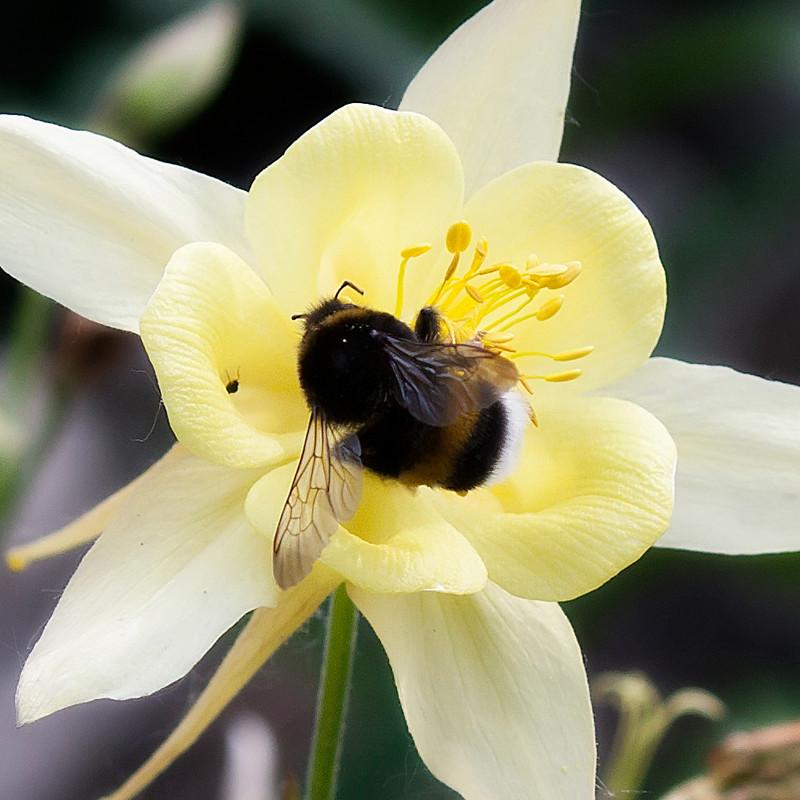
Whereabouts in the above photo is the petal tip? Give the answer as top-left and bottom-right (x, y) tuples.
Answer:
(6, 550), (28, 573)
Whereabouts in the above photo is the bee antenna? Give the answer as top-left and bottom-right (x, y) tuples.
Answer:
(335, 280), (364, 300)
(291, 312), (307, 321)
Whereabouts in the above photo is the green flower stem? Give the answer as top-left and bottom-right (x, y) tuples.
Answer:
(306, 583), (359, 800)
(0, 287), (54, 532)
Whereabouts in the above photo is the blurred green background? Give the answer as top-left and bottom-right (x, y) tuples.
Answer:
(2, 1), (800, 798)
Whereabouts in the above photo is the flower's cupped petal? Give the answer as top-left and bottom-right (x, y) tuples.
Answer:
(352, 582), (595, 800)
(400, 0), (581, 196)
(17, 447), (276, 723)
(436, 396), (676, 601)
(245, 467), (487, 594)
(0, 116), (252, 332)
(609, 358), (800, 553)
(140, 242), (304, 470)
(246, 104), (464, 316)
(464, 162), (665, 396)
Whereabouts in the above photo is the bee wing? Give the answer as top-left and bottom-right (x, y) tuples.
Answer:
(380, 335), (520, 426)
(273, 408), (363, 589)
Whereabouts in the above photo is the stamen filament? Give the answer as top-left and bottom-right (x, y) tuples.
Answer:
(497, 294), (565, 331)
(481, 289), (535, 330)
(421, 222), (589, 392)
(396, 243), (431, 318)
(395, 256), (409, 319)
(430, 253), (462, 306)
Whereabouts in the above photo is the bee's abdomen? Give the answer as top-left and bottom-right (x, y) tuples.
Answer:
(390, 392), (526, 492)
(440, 402), (507, 492)
(358, 398), (515, 493)
(357, 407), (435, 478)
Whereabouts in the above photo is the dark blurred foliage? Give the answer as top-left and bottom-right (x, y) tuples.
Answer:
(1, 1), (800, 799)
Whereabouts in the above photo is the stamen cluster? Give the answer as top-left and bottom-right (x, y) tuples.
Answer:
(401, 220), (594, 392)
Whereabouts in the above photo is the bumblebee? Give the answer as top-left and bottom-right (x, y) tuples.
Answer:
(273, 282), (530, 589)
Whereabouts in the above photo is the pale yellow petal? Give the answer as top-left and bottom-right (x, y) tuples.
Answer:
(245, 464), (487, 594)
(433, 396), (676, 601)
(100, 570), (338, 800)
(323, 476), (487, 594)
(16, 448), (278, 723)
(609, 358), (800, 554)
(352, 583), (595, 800)
(463, 161), (665, 397)
(0, 114), (251, 333)
(140, 241), (305, 470)
(246, 103), (464, 318)
(400, 0), (581, 196)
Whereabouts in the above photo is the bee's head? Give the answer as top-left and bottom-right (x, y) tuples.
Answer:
(292, 281), (364, 331)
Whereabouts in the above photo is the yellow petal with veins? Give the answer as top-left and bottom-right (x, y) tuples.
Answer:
(463, 161), (665, 397)
(433, 396), (676, 601)
(141, 242), (305, 470)
(246, 104), (464, 318)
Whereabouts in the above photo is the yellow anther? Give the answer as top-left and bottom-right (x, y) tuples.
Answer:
(466, 243), (488, 277)
(535, 294), (565, 321)
(397, 243), (433, 316)
(498, 263), (522, 289)
(528, 263), (568, 280)
(522, 280), (542, 298)
(401, 243), (432, 259)
(465, 284), (484, 303)
(544, 369), (583, 382)
(546, 261), (582, 290)
(446, 220), (472, 253)
(485, 331), (514, 344)
(525, 253), (541, 270)
(553, 346), (594, 361)
(443, 255), (459, 282)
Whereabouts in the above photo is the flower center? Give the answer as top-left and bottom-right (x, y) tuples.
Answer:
(399, 220), (594, 395)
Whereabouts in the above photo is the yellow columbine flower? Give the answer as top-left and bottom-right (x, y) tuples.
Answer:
(1, 1), (798, 799)
(2, 98), (676, 800)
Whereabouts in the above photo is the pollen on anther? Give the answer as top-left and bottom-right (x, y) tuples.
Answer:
(446, 220), (472, 253)
(498, 263), (522, 289)
(528, 263), (568, 281)
(465, 285), (484, 303)
(553, 346), (594, 361)
(545, 369), (583, 382)
(546, 261), (582, 290)
(535, 295), (565, 321)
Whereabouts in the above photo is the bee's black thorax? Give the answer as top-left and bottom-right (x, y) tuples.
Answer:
(297, 300), (415, 425)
